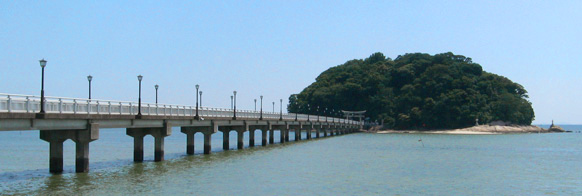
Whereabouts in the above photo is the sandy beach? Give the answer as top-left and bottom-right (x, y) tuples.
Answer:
(374, 125), (552, 135)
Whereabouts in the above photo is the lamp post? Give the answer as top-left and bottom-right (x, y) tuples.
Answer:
(87, 75), (93, 100)
(230, 96), (233, 109)
(199, 91), (203, 107)
(254, 99), (257, 111)
(260, 95), (263, 120)
(325, 108), (328, 122)
(307, 104), (310, 121)
(195, 84), (200, 119)
(232, 91), (237, 120)
(137, 75), (143, 117)
(154, 84), (159, 104)
(295, 103), (299, 121)
(38, 59), (47, 116)
(272, 101), (275, 113)
(317, 106), (320, 122)
(279, 99), (283, 120)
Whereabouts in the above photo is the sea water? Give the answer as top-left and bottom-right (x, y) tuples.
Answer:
(1, 125), (581, 195)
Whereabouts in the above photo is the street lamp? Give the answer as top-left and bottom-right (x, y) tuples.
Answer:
(199, 91), (203, 107)
(325, 108), (328, 122)
(232, 91), (237, 120)
(195, 84), (200, 119)
(38, 59), (47, 116)
(254, 99), (257, 111)
(272, 101), (275, 113)
(260, 95), (263, 120)
(137, 75), (143, 117)
(317, 106), (320, 122)
(154, 84), (159, 104)
(279, 99), (283, 120)
(230, 95), (233, 109)
(307, 104), (310, 121)
(294, 102), (299, 121)
(87, 75), (93, 100)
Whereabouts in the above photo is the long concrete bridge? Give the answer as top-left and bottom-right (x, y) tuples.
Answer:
(0, 93), (359, 173)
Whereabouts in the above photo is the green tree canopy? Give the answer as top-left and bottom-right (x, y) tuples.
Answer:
(288, 52), (534, 129)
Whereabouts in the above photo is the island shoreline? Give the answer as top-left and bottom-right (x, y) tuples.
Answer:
(368, 125), (566, 135)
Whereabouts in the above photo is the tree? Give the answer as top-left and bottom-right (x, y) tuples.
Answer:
(289, 52), (535, 129)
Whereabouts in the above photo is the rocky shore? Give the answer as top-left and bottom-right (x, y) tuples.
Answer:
(373, 125), (567, 135)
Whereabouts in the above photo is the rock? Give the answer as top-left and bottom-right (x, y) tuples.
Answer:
(548, 124), (566, 132)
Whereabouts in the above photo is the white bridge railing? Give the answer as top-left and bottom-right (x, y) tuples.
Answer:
(0, 93), (354, 124)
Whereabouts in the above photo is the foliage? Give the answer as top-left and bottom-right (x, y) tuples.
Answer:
(288, 52), (534, 129)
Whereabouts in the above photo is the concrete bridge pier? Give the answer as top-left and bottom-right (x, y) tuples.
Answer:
(262, 129), (268, 146)
(285, 129), (290, 142)
(306, 129), (312, 140)
(323, 129), (327, 137)
(316, 129), (320, 138)
(219, 126), (243, 150)
(236, 127), (245, 149)
(295, 129), (301, 141)
(280, 129), (286, 143)
(221, 130), (230, 150)
(272, 125), (288, 144)
(269, 129), (275, 144)
(203, 131), (212, 154)
(40, 123), (99, 173)
(249, 129), (255, 147)
(126, 122), (171, 162)
(181, 126), (213, 155)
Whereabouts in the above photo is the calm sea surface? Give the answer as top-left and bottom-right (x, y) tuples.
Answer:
(1, 125), (581, 195)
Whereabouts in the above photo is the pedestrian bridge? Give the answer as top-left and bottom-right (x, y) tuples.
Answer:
(0, 93), (359, 173)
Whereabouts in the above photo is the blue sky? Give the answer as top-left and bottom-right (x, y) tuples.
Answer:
(1, 1), (580, 124)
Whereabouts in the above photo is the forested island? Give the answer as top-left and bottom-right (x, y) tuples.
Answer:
(288, 52), (535, 130)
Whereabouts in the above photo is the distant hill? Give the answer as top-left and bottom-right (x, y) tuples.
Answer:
(288, 52), (534, 130)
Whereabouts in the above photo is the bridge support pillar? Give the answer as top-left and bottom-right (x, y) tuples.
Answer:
(237, 130), (244, 149)
(249, 129), (255, 147)
(269, 130), (274, 144)
(203, 132), (212, 154)
(222, 130), (230, 150)
(48, 139), (64, 173)
(279, 129), (286, 143)
(127, 122), (171, 162)
(316, 129), (320, 138)
(295, 129), (301, 141)
(306, 129), (312, 140)
(285, 129), (290, 142)
(261, 130), (268, 146)
(181, 129), (196, 155)
(181, 126), (213, 155)
(40, 123), (99, 173)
